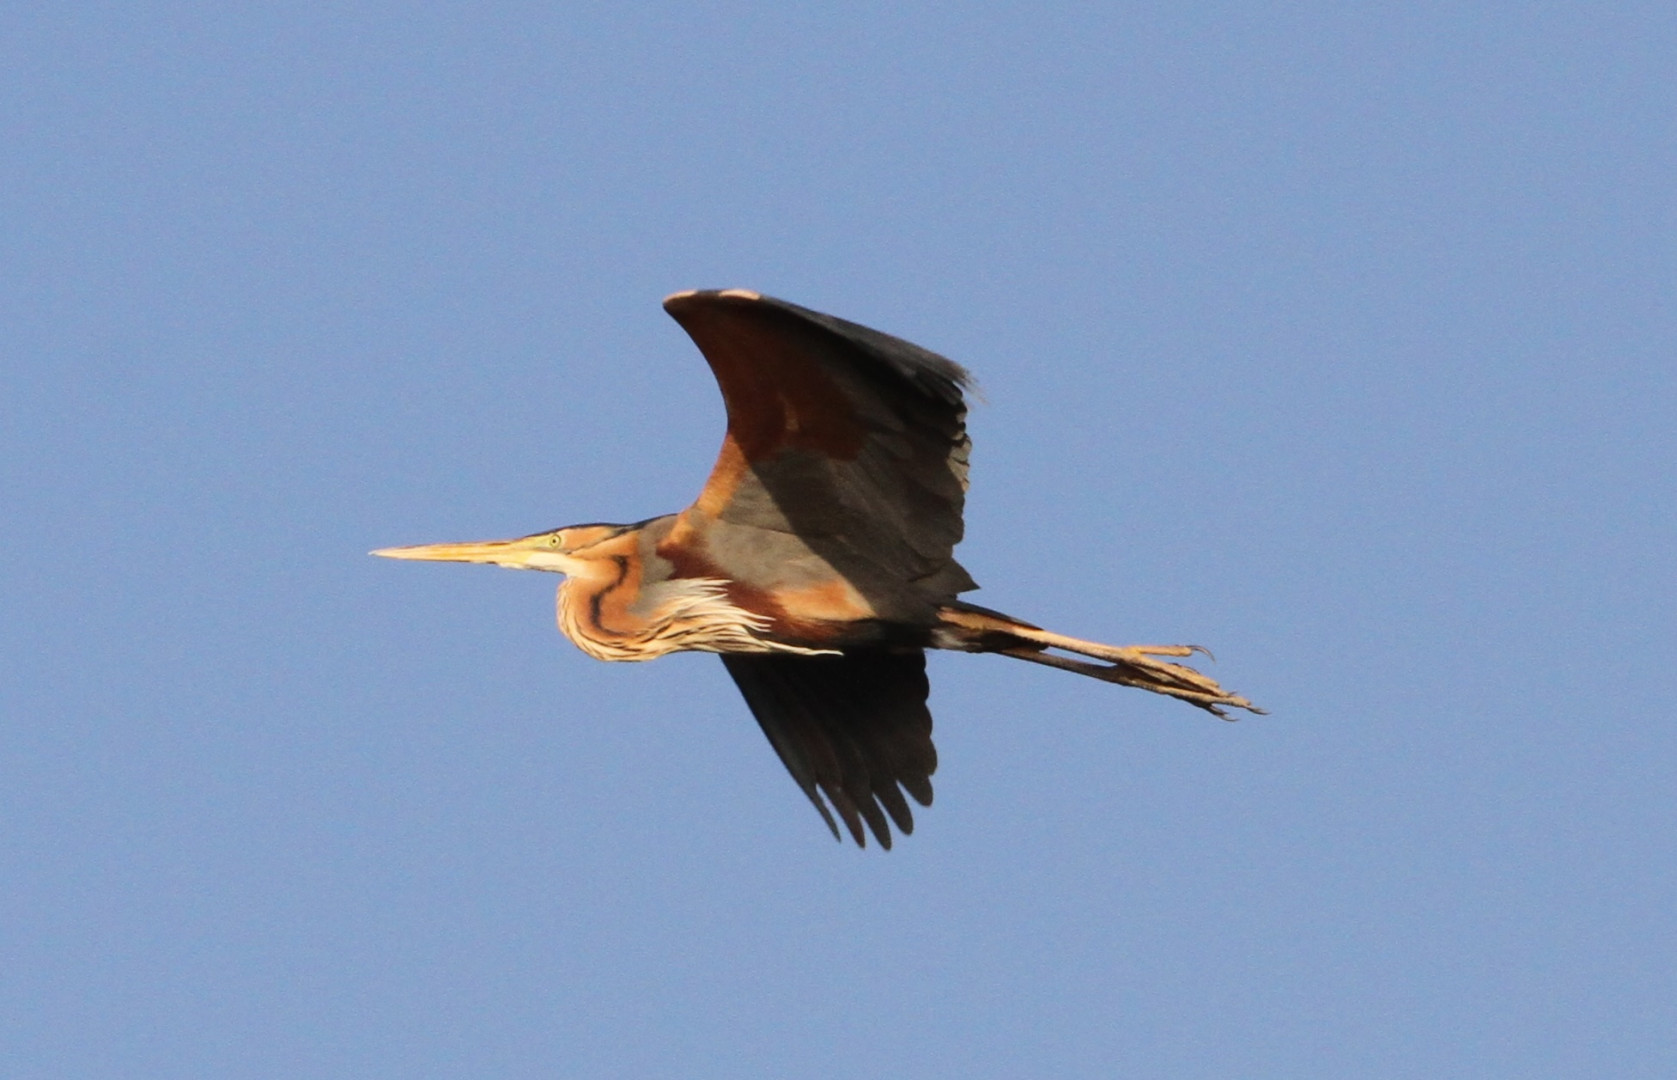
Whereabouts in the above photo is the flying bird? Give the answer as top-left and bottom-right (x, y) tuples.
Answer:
(374, 290), (1260, 848)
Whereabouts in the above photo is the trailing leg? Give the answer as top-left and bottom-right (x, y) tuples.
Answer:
(935, 604), (1263, 719)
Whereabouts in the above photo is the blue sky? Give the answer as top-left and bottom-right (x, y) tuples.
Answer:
(4, 4), (1673, 1077)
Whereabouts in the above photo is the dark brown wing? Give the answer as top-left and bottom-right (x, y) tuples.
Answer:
(720, 650), (935, 849)
(663, 290), (978, 614)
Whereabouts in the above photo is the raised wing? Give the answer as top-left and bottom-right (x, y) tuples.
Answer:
(721, 650), (935, 848)
(663, 290), (978, 612)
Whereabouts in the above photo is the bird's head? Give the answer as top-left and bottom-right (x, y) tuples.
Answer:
(371, 524), (627, 574)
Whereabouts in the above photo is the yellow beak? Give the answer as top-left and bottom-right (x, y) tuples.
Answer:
(370, 535), (556, 570)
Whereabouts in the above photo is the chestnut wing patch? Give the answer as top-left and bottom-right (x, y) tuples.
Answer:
(721, 649), (935, 849)
(665, 291), (978, 608)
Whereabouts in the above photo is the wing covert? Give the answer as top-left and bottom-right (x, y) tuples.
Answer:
(663, 290), (978, 610)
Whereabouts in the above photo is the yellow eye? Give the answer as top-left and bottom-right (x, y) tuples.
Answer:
(548, 533), (563, 548)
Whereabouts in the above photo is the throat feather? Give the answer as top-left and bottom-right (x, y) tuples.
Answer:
(556, 575), (834, 661)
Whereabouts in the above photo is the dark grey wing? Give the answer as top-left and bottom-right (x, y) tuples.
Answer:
(664, 289), (978, 614)
(720, 650), (936, 849)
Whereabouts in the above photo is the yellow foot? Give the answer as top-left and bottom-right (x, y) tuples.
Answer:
(1110, 643), (1214, 661)
(1098, 646), (1262, 719)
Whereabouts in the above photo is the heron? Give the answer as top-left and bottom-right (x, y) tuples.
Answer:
(374, 289), (1261, 848)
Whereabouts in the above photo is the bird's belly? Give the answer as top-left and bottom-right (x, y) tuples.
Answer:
(766, 579), (877, 624)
